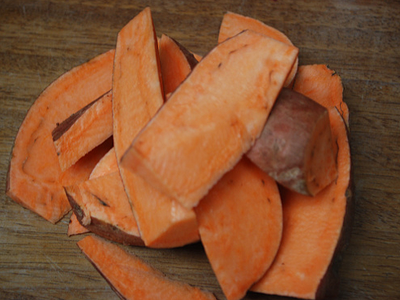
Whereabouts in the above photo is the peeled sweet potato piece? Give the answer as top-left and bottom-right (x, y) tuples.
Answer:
(218, 11), (298, 87)
(6, 49), (115, 223)
(293, 64), (348, 125)
(53, 90), (113, 171)
(112, 8), (199, 248)
(89, 147), (118, 180)
(65, 171), (144, 246)
(195, 157), (282, 300)
(121, 30), (298, 209)
(251, 67), (352, 300)
(77, 235), (217, 300)
(247, 88), (337, 196)
(159, 34), (197, 96)
(68, 212), (89, 236)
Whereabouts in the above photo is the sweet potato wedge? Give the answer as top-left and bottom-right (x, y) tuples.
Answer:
(293, 64), (348, 126)
(65, 171), (144, 246)
(6, 49), (115, 223)
(195, 157), (282, 300)
(121, 30), (298, 209)
(77, 235), (217, 300)
(53, 90), (113, 171)
(218, 11), (298, 87)
(89, 147), (118, 180)
(68, 212), (89, 236)
(159, 34), (197, 96)
(251, 68), (352, 300)
(247, 88), (337, 196)
(112, 8), (199, 248)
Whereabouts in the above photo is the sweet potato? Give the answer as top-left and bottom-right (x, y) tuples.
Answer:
(121, 30), (298, 209)
(251, 67), (352, 300)
(67, 212), (89, 236)
(247, 88), (337, 196)
(195, 157), (282, 300)
(53, 90), (113, 171)
(112, 8), (199, 248)
(293, 64), (348, 126)
(159, 34), (198, 96)
(65, 171), (144, 246)
(89, 147), (118, 180)
(6, 49), (115, 223)
(218, 11), (298, 87)
(77, 235), (217, 300)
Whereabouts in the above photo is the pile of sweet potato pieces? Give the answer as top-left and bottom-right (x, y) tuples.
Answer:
(7, 8), (352, 300)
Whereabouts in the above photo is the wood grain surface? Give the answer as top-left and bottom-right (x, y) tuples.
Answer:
(1, 1), (399, 299)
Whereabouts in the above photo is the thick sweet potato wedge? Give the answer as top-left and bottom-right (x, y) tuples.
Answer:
(53, 90), (113, 171)
(6, 49), (115, 223)
(251, 67), (352, 300)
(218, 11), (298, 87)
(65, 171), (144, 246)
(113, 8), (199, 248)
(195, 157), (282, 300)
(121, 30), (298, 209)
(159, 34), (197, 96)
(247, 88), (337, 196)
(77, 236), (217, 300)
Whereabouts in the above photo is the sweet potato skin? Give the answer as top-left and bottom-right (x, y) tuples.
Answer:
(247, 88), (338, 196)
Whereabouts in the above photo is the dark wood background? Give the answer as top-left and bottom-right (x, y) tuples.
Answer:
(1, 1), (399, 299)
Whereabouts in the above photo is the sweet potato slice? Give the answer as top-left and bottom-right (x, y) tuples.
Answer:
(121, 30), (298, 209)
(65, 171), (144, 246)
(247, 88), (337, 196)
(293, 64), (348, 125)
(218, 11), (298, 87)
(89, 147), (118, 180)
(77, 236), (217, 300)
(6, 49), (115, 223)
(251, 70), (352, 300)
(53, 90), (113, 171)
(68, 212), (89, 236)
(195, 157), (282, 300)
(159, 34), (197, 96)
(113, 8), (198, 248)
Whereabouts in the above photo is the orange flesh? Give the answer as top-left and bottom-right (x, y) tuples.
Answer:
(89, 147), (118, 180)
(159, 34), (193, 96)
(218, 11), (298, 87)
(6, 50), (115, 223)
(112, 8), (198, 248)
(68, 213), (89, 236)
(293, 64), (348, 125)
(65, 171), (143, 246)
(251, 68), (351, 299)
(195, 157), (282, 300)
(77, 236), (217, 300)
(54, 90), (113, 171)
(121, 30), (298, 209)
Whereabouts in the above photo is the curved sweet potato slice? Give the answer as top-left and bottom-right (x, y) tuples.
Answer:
(195, 157), (282, 300)
(121, 30), (298, 209)
(6, 49), (115, 223)
(293, 64), (348, 125)
(159, 34), (197, 96)
(251, 69), (352, 300)
(218, 11), (298, 87)
(77, 236), (217, 300)
(65, 171), (144, 246)
(113, 8), (198, 248)
(53, 90), (113, 171)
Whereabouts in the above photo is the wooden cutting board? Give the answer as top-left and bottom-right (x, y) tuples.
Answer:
(1, 1), (399, 299)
